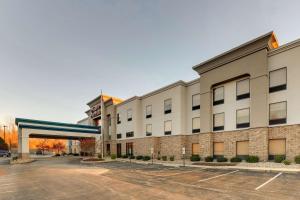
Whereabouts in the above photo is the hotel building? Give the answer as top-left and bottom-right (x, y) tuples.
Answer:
(83, 32), (300, 161)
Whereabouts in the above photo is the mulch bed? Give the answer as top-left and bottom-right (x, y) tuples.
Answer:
(192, 162), (237, 166)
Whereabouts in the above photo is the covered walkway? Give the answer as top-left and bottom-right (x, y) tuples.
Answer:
(15, 118), (101, 158)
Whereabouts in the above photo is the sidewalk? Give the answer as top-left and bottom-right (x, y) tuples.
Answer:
(117, 158), (300, 173)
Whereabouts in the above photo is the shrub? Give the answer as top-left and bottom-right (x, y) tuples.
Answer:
(246, 156), (259, 163)
(217, 156), (228, 162)
(122, 154), (128, 158)
(111, 154), (116, 160)
(12, 156), (18, 161)
(136, 155), (143, 160)
(169, 155), (175, 161)
(283, 160), (291, 165)
(230, 157), (242, 162)
(162, 156), (167, 161)
(97, 154), (102, 159)
(190, 155), (201, 162)
(295, 155), (300, 164)
(274, 155), (285, 163)
(54, 154), (60, 157)
(117, 154), (122, 158)
(129, 155), (135, 159)
(143, 156), (151, 161)
(157, 156), (161, 160)
(73, 153), (79, 156)
(205, 156), (214, 162)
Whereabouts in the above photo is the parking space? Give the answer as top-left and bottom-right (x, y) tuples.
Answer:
(1, 157), (300, 200)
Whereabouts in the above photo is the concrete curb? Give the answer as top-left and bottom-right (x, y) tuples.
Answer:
(117, 159), (300, 173)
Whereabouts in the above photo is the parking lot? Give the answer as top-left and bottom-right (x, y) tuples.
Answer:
(0, 157), (300, 200)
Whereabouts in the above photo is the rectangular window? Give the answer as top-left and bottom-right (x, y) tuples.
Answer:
(269, 67), (287, 93)
(213, 87), (224, 106)
(269, 101), (287, 125)
(192, 94), (200, 110)
(126, 131), (134, 138)
(213, 113), (224, 131)
(192, 117), (200, 133)
(236, 141), (249, 159)
(236, 108), (250, 128)
(164, 120), (172, 135)
(213, 142), (224, 158)
(164, 99), (172, 114)
(146, 124), (152, 136)
(127, 109), (132, 121)
(117, 113), (121, 124)
(192, 143), (200, 155)
(146, 105), (152, 118)
(117, 133), (122, 139)
(236, 78), (250, 100)
(268, 139), (286, 160)
(107, 114), (111, 126)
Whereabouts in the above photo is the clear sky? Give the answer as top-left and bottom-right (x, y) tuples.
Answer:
(0, 0), (300, 124)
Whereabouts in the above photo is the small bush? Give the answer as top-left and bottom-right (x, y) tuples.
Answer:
(169, 155), (175, 161)
(246, 156), (259, 163)
(190, 155), (201, 162)
(136, 155), (143, 160)
(12, 156), (18, 161)
(55, 154), (60, 157)
(295, 155), (300, 164)
(143, 156), (151, 161)
(157, 156), (161, 160)
(162, 156), (167, 161)
(283, 160), (291, 165)
(205, 156), (214, 162)
(111, 154), (116, 160)
(117, 154), (122, 158)
(230, 157), (242, 163)
(129, 155), (135, 159)
(122, 154), (128, 158)
(73, 153), (79, 156)
(274, 155), (285, 163)
(217, 156), (228, 162)
(97, 154), (102, 159)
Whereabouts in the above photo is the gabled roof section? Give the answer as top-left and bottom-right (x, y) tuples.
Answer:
(193, 31), (278, 74)
(87, 94), (123, 107)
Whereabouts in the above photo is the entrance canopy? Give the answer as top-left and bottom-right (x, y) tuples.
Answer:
(15, 118), (101, 158)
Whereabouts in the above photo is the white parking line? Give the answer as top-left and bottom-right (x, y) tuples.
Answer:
(255, 172), (282, 191)
(198, 170), (239, 182)
(0, 190), (15, 194)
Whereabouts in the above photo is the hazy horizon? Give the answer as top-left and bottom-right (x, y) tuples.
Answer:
(1, 0), (300, 124)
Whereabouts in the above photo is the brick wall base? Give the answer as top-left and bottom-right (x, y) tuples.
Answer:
(104, 125), (300, 161)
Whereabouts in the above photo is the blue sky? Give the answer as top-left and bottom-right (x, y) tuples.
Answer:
(0, 0), (299, 124)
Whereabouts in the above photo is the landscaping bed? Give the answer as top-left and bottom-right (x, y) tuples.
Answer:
(192, 162), (237, 166)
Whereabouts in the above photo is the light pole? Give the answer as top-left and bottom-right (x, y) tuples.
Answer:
(3, 125), (7, 143)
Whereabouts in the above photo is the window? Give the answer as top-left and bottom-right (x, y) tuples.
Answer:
(268, 139), (286, 160)
(236, 141), (249, 159)
(213, 113), (224, 131)
(164, 120), (172, 135)
(269, 101), (287, 125)
(213, 87), (224, 105)
(146, 124), (152, 136)
(164, 99), (172, 114)
(192, 143), (200, 155)
(213, 142), (224, 158)
(107, 114), (111, 126)
(146, 105), (152, 118)
(117, 133), (122, 139)
(117, 113), (121, 124)
(236, 78), (250, 100)
(192, 94), (200, 110)
(192, 117), (200, 133)
(269, 68), (287, 93)
(236, 108), (250, 128)
(127, 109), (132, 121)
(126, 131), (134, 138)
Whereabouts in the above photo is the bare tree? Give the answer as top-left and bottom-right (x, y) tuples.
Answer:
(36, 139), (50, 155)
